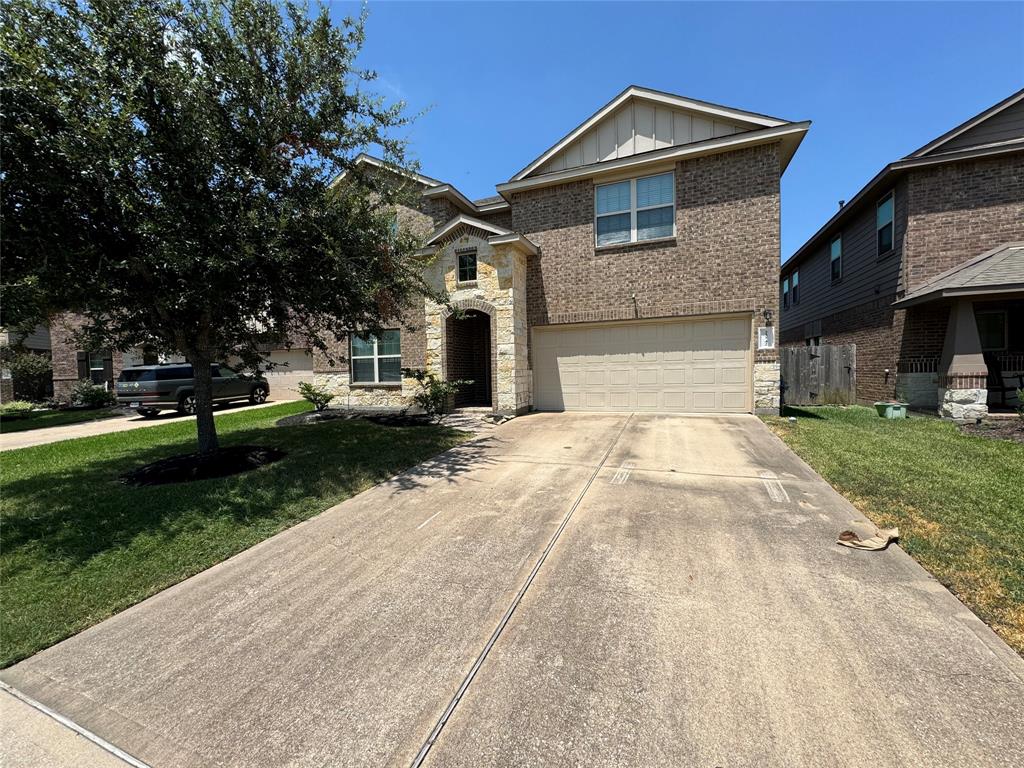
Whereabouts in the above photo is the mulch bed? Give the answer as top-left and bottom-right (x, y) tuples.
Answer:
(275, 410), (432, 428)
(121, 445), (286, 486)
(960, 419), (1024, 445)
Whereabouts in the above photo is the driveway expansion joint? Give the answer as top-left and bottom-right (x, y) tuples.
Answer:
(409, 414), (634, 768)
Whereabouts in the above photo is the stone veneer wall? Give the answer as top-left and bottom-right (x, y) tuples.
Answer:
(422, 232), (530, 415)
(753, 362), (780, 413)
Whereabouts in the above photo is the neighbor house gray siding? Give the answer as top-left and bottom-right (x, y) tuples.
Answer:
(937, 99), (1024, 154)
(780, 178), (906, 337)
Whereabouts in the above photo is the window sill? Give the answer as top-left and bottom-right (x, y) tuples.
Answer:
(456, 280), (478, 288)
(349, 382), (402, 388)
(595, 235), (677, 253)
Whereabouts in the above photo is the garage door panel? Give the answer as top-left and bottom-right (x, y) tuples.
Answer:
(533, 316), (752, 413)
(609, 369), (632, 386)
(636, 368), (659, 386)
(721, 366), (746, 384)
(663, 367), (686, 385)
(723, 391), (748, 410)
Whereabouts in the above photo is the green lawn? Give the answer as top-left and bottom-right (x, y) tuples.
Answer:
(0, 407), (120, 433)
(763, 406), (1024, 655)
(0, 401), (468, 667)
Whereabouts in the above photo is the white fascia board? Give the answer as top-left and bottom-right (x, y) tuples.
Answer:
(421, 185), (512, 215)
(332, 153), (443, 188)
(498, 122), (810, 194)
(509, 85), (791, 182)
(424, 214), (513, 245)
(488, 233), (539, 256)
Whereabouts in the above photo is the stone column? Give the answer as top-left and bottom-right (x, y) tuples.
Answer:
(937, 299), (988, 420)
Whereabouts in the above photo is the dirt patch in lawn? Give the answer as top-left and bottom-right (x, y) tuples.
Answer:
(121, 445), (286, 486)
(960, 419), (1024, 444)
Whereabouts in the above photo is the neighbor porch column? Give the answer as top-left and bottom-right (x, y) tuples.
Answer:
(937, 299), (988, 420)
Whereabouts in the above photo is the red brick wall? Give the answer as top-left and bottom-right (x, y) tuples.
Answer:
(50, 313), (129, 401)
(510, 143), (782, 363)
(903, 153), (1024, 291)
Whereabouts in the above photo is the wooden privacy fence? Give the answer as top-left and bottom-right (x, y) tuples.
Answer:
(780, 344), (857, 406)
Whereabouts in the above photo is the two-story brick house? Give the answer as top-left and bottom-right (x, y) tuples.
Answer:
(315, 85), (809, 415)
(779, 89), (1024, 419)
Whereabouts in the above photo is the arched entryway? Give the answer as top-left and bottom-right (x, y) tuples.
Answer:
(445, 309), (493, 407)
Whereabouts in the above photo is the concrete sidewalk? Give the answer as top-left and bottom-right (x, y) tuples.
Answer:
(0, 399), (291, 452)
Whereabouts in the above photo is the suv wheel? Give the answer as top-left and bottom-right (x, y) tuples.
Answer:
(249, 385), (268, 405)
(178, 393), (197, 415)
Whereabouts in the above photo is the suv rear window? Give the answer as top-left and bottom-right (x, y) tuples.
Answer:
(118, 369), (156, 382)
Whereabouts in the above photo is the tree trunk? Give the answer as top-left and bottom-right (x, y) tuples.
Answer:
(188, 349), (219, 456)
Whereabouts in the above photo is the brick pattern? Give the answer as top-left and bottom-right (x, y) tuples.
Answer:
(511, 144), (782, 369)
(50, 314), (129, 401)
(903, 154), (1024, 291)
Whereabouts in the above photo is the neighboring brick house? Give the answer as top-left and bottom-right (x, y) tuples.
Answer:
(315, 86), (809, 415)
(779, 89), (1024, 418)
(49, 314), (312, 401)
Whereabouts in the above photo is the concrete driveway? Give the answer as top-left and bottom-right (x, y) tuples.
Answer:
(2, 413), (1022, 767)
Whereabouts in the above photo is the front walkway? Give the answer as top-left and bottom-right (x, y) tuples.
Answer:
(2, 414), (1022, 767)
(0, 399), (289, 452)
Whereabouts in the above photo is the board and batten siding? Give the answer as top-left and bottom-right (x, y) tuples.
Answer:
(780, 177), (907, 337)
(537, 97), (752, 175)
(937, 98), (1024, 155)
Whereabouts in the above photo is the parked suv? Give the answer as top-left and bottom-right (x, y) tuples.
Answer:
(116, 363), (269, 417)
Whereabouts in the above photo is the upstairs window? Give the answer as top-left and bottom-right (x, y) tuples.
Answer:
(876, 192), (894, 256)
(782, 276), (790, 310)
(457, 248), (477, 283)
(595, 172), (675, 246)
(351, 331), (402, 384)
(791, 269), (800, 305)
(830, 233), (843, 282)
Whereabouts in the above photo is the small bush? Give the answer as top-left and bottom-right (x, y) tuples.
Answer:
(298, 380), (334, 412)
(0, 400), (35, 418)
(70, 380), (116, 409)
(0, 347), (52, 402)
(1017, 388), (1023, 420)
(403, 368), (470, 422)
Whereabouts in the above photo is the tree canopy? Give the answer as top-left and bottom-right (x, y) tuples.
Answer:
(1, 0), (434, 453)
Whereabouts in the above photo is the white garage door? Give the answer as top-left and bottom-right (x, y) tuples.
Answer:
(262, 348), (313, 400)
(533, 315), (752, 413)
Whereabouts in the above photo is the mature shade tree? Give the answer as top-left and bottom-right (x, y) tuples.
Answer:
(1, 0), (435, 454)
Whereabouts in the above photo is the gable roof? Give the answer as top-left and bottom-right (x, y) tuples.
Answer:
(510, 85), (792, 182)
(419, 214), (539, 256)
(332, 152), (443, 188)
(783, 89), (1024, 273)
(907, 88), (1024, 158)
(892, 242), (1024, 308)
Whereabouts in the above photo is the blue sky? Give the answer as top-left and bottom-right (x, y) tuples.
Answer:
(333, 1), (1023, 258)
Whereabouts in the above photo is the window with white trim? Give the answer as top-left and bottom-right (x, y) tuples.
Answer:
(351, 330), (401, 384)
(782, 276), (790, 310)
(830, 233), (842, 282)
(457, 248), (477, 283)
(791, 269), (800, 305)
(876, 191), (894, 255)
(595, 172), (674, 246)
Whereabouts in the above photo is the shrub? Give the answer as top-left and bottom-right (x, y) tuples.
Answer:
(0, 347), (52, 402)
(298, 380), (335, 412)
(70, 380), (117, 409)
(1017, 388), (1023, 420)
(0, 400), (35, 418)
(403, 369), (471, 422)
